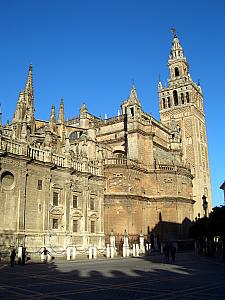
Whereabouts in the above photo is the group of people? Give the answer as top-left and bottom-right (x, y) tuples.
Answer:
(10, 246), (52, 267)
(10, 247), (27, 267)
(163, 242), (177, 263)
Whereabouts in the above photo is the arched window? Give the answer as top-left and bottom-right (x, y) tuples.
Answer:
(173, 90), (178, 106)
(186, 92), (190, 103)
(162, 98), (166, 109)
(174, 67), (179, 77)
(167, 97), (171, 108)
(181, 93), (184, 104)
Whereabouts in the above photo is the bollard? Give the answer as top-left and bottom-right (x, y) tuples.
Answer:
(88, 246), (93, 259)
(93, 245), (97, 259)
(67, 247), (71, 260)
(126, 246), (130, 257)
(133, 244), (136, 256)
(110, 246), (115, 258)
(18, 246), (23, 264)
(123, 245), (126, 257)
(106, 244), (110, 259)
(149, 243), (151, 254)
(72, 246), (76, 260)
(136, 244), (140, 256)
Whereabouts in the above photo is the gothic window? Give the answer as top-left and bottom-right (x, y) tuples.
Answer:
(53, 192), (59, 206)
(73, 195), (78, 208)
(37, 180), (42, 190)
(91, 220), (95, 233)
(167, 97), (171, 108)
(162, 98), (166, 109)
(186, 92), (190, 103)
(130, 107), (134, 117)
(173, 90), (178, 106)
(175, 67), (179, 77)
(90, 198), (95, 210)
(181, 93), (184, 104)
(52, 218), (59, 229)
(73, 220), (78, 232)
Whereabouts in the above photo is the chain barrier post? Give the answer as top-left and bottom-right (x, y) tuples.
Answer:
(88, 246), (92, 259)
(110, 245), (115, 258)
(139, 233), (145, 254)
(93, 245), (97, 259)
(72, 246), (76, 260)
(67, 247), (71, 260)
(106, 244), (110, 259)
(136, 244), (140, 256)
(18, 246), (23, 264)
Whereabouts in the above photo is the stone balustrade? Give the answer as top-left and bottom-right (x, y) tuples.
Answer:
(0, 137), (102, 176)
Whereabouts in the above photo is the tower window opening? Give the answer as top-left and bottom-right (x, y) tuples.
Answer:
(175, 67), (179, 77)
(167, 97), (171, 108)
(130, 107), (134, 117)
(173, 90), (178, 106)
(186, 92), (190, 103)
(162, 98), (166, 109)
(181, 93), (184, 104)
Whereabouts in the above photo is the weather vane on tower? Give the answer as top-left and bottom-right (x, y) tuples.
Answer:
(171, 28), (177, 38)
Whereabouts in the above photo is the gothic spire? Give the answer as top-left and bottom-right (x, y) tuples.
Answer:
(25, 64), (34, 96)
(49, 105), (56, 132)
(58, 98), (65, 124)
(128, 84), (141, 106)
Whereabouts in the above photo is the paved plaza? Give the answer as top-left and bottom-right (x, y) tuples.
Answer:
(0, 252), (224, 299)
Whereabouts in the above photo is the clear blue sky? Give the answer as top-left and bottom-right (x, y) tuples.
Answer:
(0, 0), (224, 207)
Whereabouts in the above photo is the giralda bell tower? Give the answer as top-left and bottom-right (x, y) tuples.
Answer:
(158, 29), (212, 218)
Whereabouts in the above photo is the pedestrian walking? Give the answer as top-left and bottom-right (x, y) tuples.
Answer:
(41, 247), (50, 263)
(10, 248), (16, 267)
(170, 243), (176, 263)
(22, 247), (26, 265)
(163, 242), (170, 262)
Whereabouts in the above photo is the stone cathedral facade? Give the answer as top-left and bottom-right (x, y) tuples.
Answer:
(0, 33), (211, 252)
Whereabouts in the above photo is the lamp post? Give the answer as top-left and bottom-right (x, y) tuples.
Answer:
(202, 195), (208, 217)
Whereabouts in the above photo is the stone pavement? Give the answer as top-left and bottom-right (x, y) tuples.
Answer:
(0, 252), (224, 299)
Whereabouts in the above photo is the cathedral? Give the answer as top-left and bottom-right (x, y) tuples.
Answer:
(0, 32), (212, 252)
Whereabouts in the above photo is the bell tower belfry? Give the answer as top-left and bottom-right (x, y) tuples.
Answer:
(158, 29), (212, 218)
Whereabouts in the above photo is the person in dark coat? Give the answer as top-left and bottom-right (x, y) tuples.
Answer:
(170, 243), (176, 263)
(163, 242), (170, 262)
(10, 249), (16, 267)
(22, 247), (26, 265)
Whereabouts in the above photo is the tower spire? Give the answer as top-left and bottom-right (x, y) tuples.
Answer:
(128, 84), (141, 106)
(58, 98), (65, 124)
(169, 29), (185, 60)
(24, 64), (35, 132)
(49, 105), (56, 132)
(25, 64), (33, 95)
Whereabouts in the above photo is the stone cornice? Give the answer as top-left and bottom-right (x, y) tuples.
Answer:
(104, 193), (195, 205)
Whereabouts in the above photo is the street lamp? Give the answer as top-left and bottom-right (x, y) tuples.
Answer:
(202, 195), (208, 217)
